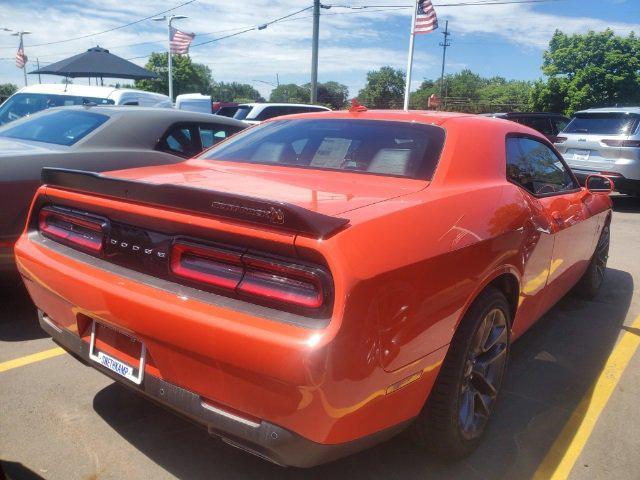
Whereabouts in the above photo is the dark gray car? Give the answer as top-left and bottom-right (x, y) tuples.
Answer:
(0, 106), (246, 276)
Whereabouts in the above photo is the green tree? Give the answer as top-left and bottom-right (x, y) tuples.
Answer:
(211, 81), (264, 102)
(357, 67), (405, 109)
(531, 29), (640, 115)
(134, 52), (213, 97)
(410, 79), (437, 109)
(0, 83), (18, 97)
(269, 83), (310, 103)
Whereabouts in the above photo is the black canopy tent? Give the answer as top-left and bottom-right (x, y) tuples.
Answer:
(29, 46), (157, 83)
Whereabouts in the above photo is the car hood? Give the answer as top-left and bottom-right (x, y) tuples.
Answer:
(106, 159), (428, 216)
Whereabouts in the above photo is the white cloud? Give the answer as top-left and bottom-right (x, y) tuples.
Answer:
(0, 0), (638, 96)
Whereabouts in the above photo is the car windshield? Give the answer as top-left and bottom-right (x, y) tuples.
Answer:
(0, 92), (114, 125)
(0, 109), (109, 146)
(199, 119), (446, 179)
(232, 106), (252, 120)
(564, 113), (640, 135)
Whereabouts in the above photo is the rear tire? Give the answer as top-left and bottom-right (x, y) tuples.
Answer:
(412, 288), (511, 459)
(574, 223), (610, 299)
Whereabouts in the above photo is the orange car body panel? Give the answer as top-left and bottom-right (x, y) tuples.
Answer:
(14, 110), (612, 451)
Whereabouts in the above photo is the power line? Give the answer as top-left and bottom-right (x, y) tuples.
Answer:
(0, 0), (196, 50)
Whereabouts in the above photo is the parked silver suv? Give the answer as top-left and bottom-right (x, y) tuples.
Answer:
(555, 107), (640, 195)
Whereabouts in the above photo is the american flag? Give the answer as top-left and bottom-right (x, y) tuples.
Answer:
(15, 37), (27, 69)
(170, 26), (195, 54)
(414, 0), (438, 35)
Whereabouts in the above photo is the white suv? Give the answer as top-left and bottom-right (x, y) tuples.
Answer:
(556, 107), (640, 195)
(0, 84), (171, 125)
(231, 103), (330, 125)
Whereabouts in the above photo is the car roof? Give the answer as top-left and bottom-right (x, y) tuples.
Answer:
(176, 93), (211, 100)
(238, 103), (331, 110)
(485, 112), (568, 118)
(263, 109), (471, 125)
(15, 83), (168, 100)
(575, 107), (640, 115)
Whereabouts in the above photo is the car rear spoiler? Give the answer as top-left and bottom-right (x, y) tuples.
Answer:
(41, 168), (350, 239)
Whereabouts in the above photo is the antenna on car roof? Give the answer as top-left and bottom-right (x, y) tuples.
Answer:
(349, 98), (367, 113)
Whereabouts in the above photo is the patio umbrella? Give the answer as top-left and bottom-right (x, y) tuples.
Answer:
(29, 46), (157, 80)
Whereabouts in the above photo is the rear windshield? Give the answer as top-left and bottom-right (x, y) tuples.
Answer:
(232, 106), (252, 120)
(0, 92), (114, 125)
(564, 113), (640, 135)
(199, 119), (446, 179)
(0, 109), (109, 146)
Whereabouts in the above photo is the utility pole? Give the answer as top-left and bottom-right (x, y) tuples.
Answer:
(36, 58), (41, 84)
(439, 20), (451, 109)
(153, 14), (187, 103)
(310, 0), (320, 104)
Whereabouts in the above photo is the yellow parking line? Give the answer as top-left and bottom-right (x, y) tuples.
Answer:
(533, 315), (640, 480)
(0, 347), (66, 373)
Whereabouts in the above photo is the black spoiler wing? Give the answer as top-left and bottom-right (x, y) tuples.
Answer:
(41, 168), (350, 239)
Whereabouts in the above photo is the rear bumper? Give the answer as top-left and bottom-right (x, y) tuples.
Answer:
(571, 168), (640, 194)
(39, 310), (410, 468)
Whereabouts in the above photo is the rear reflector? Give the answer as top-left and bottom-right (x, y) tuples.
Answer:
(602, 139), (640, 148)
(39, 207), (107, 253)
(170, 242), (243, 289)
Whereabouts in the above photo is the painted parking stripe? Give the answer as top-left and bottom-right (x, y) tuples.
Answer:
(0, 347), (65, 373)
(533, 315), (640, 480)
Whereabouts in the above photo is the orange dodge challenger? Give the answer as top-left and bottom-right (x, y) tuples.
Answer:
(14, 109), (613, 467)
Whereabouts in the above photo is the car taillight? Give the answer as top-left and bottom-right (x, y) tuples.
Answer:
(239, 255), (324, 309)
(39, 207), (107, 253)
(554, 136), (567, 144)
(170, 241), (329, 312)
(602, 139), (640, 147)
(170, 242), (243, 289)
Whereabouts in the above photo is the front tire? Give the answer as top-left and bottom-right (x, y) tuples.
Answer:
(574, 223), (610, 299)
(412, 288), (511, 459)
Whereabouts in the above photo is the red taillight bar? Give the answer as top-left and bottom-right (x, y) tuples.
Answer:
(554, 136), (567, 144)
(39, 207), (107, 254)
(170, 242), (243, 290)
(170, 240), (330, 312)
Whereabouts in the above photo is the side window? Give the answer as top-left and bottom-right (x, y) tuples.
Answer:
(158, 125), (196, 157)
(506, 137), (577, 196)
(198, 124), (242, 149)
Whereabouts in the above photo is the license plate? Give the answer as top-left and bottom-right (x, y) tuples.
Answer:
(88, 320), (146, 385)
(572, 149), (591, 161)
(97, 351), (134, 378)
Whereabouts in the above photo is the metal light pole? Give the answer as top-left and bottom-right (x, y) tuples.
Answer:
(310, 0), (320, 104)
(153, 15), (187, 103)
(5, 29), (31, 86)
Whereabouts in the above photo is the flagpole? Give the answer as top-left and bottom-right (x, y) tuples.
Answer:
(167, 17), (173, 103)
(403, 1), (418, 111)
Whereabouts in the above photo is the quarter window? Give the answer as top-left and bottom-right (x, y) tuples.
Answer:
(506, 137), (577, 195)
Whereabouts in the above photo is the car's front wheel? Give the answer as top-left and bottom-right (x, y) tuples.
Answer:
(412, 288), (511, 459)
(574, 222), (610, 299)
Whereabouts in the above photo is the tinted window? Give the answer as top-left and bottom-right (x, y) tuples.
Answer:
(200, 119), (446, 180)
(254, 106), (326, 121)
(518, 117), (554, 135)
(232, 106), (252, 120)
(506, 137), (577, 195)
(0, 109), (109, 146)
(199, 124), (242, 149)
(159, 125), (196, 157)
(0, 93), (114, 125)
(215, 106), (239, 117)
(564, 113), (639, 135)
(554, 118), (569, 133)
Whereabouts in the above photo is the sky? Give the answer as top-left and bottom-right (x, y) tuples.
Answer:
(0, 0), (638, 98)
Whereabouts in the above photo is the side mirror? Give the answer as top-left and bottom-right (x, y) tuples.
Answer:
(586, 174), (614, 194)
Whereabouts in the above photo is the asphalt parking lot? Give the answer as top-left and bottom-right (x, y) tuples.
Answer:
(1, 195), (639, 480)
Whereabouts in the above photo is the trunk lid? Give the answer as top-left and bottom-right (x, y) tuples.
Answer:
(107, 159), (429, 217)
